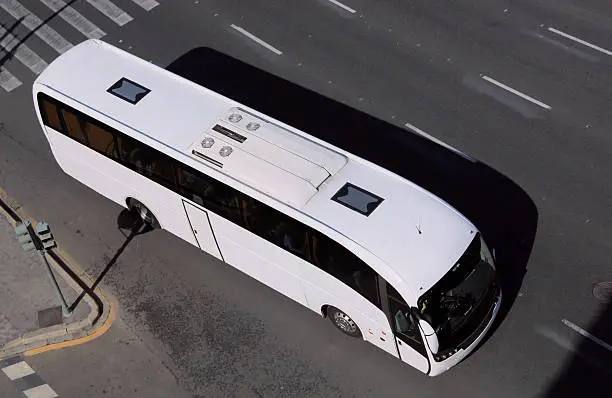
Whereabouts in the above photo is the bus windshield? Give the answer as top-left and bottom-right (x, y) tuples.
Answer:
(417, 233), (497, 357)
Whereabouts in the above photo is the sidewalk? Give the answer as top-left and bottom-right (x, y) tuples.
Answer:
(0, 200), (107, 358)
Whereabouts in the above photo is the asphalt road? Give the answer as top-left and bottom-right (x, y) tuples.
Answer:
(1, 0), (611, 397)
(1, 311), (189, 398)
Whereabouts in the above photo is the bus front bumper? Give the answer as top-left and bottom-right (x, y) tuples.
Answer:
(428, 288), (503, 377)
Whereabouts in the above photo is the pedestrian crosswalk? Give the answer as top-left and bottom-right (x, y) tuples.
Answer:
(0, 0), (160, 92)
(1, 0), (74, 54)
(40, 0), (106, 40)
(1, 357), (58, 397)
(85, 0), (134, 26)
(0, 67), (21, 92)
(0, 24), (49, 75)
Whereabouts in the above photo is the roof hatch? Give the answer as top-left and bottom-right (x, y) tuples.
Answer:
(107, 77), (150, 104)
(331, 182), (384, 216)
(187, 107), (348, 208)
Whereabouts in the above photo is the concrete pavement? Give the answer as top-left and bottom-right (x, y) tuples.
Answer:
(0, 190), (111, 360)
(23, 311), (192, 398)
(0, 191), (191, 398)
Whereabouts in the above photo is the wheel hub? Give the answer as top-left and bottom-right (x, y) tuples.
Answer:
(334, 313), (356, 333)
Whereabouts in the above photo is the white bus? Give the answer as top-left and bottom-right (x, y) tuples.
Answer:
(32, 39), (502, 376)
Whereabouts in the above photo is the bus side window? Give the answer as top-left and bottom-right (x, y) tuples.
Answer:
(39, 99), (62, 131)
(236, 195), (273, 235)
(177, 166), (212, 206)
(85, 122), (118, 159)
(60, 109), (87, 144)
(117, 134), (176, 189)
(311, 233), (380, 307)
(177, 166), (243, 224)
(238, 196), (259, 230)
(387, 284), (426, 356)
(273, 220), (311, 261)
(211, 186), (243, 224)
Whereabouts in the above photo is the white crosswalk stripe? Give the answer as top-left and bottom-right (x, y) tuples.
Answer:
(1, 361), (35, 380)
(86, 0), (134, 26)
(0, 25), (49, 74)
(130, 0), (159, 11)
(1, 359), (59, 398)
(0, 0), (160, 94)
(23, 384), (59, 398)
(0, 67), (22, 92)
(40, 0), (106, 39)
(0, 0), (73, 53)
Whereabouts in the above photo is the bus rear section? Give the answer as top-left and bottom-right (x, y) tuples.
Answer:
(32, 39), (502, 376)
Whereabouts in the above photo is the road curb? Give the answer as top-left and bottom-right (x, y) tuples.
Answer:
(0, 186), (114, 359)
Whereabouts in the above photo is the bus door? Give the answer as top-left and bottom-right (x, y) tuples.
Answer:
(183, 201), (224, 260)
(381, 281), (430, 374)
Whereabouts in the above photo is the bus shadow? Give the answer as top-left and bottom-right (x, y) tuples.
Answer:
(543, 301), (612, 398)
(165, 47), (539, 330)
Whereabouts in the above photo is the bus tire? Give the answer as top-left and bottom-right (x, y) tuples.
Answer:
(328, 306), (362, 338)
(127, 198), (160, 229)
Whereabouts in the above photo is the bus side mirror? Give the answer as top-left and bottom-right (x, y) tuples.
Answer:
(418, 319), (435, 336)
(419, 320), (439, 354)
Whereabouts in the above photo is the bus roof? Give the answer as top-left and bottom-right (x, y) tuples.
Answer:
(34, 39), (476, 295)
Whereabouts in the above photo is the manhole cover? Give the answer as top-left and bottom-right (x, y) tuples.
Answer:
(38, 306), (63, 328)
(593, 281), (612, 302)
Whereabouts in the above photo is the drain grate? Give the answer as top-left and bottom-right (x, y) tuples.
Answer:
(37, 306), (63, 328)
(592, 281), (612, 302)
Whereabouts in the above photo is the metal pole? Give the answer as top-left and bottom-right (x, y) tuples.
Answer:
(38, 249), (73, 317)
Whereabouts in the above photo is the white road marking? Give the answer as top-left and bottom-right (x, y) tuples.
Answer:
(1, 361), (35, 380)
(230, 25), (283, 55)
(0, 25), (49, 74)
(0, 0), (73, 54)
(548, 27), (612, 56)
(537, 323), (609, 369)
(40, 0), (106, 39)
(22, 384), (58, 398)
(404, 122), (476, 162)
(0, 68), (22, 92)
(535, 324), (577, 352)
(526, 30), (600, 63)
(130, 0), (160, 11)
(328, 0), (356, 13)
(481, 75), (551, 110)
(562, 319), (612, 353)
(85, 0), (133, 26)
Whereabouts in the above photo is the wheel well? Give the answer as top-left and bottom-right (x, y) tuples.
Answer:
(124, 197), (161, 229)
(320, 305), (329, 318)
(125, 197), (136, 209)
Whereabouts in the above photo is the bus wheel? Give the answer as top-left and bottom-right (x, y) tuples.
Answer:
(128, 198), (160, 229)
(328, 306), (362, 338)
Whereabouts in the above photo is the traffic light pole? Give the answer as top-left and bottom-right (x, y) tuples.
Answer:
(37, 248), (73, 317)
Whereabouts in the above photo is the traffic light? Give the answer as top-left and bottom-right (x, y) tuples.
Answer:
(13, 219), (71, 315)
(14, 221), (36, 252)
(36, 222), (56, 250)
